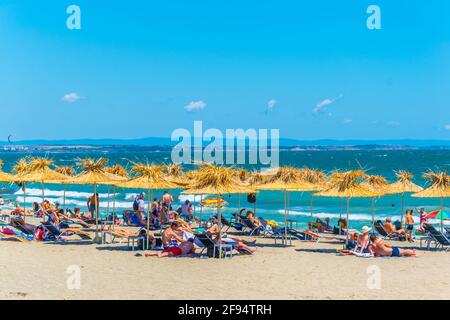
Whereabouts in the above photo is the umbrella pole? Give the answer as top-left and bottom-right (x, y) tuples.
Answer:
(107, 185), (110, 216)
(371, 197), (375, 228)
(309, 192), (313, 228)
(200, 195), (203, 228)
(339, 198), (343, 235)
(345, 197), (350, 248)
(218, 194), (223, 258)
(23, 183), (27, 223)
(401, 191), (405, 228)
(112, 186), (116, 230)
(147, 188), (152, 249)
(63, 184), (67, 214)
(238, 194), (240, 214)
(284, 190), (288, 246)
(94, 183), (99, 242)
(440, 196), (444, 233)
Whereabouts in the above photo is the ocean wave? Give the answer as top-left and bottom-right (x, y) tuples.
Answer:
(178, 194), (209, 203)
(14, 196), (133, 209)
(14, 188), (117, 199)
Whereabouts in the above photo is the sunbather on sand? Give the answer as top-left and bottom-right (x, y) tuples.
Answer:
(206, 221), (256, 253)
(384, 218), (409, 241)
(368, 235), (416, 257)
(162, 221), (184, 247)
(144, 238), (196, 258)
(354, 226), (371, 254)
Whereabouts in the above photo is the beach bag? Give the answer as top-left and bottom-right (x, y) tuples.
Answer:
(34, 228), (44, 241)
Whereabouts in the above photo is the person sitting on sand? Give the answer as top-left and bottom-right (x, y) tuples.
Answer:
(354, 226), (371, 254)
(384, 217), (408, 241)
(144, 238), (196, 258)
(368, 235), (416, 257)
(162, 221), (184, 248)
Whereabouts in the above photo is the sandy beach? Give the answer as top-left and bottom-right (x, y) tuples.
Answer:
(1, 217), (449, 300)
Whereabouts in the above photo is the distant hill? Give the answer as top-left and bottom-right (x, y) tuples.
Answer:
(1, 137), (450, 148)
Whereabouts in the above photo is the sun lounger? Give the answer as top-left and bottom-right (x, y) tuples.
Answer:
(374, 220), (405, 241)
(219, 216), (244, 233)
(41, 222), (92, 241)
(423, 224), (450, 251)
(195, 233), (234, 258)
(240, 218), (265, 236)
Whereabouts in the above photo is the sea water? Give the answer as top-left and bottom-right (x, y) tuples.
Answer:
(1, 149), (449, 230)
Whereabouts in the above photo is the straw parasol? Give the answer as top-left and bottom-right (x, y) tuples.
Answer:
(361, 175), (389, 228)
(183, 164), (255, 257)
(289, 168), (327, 228)
(412, 171), (450, 232)
(104, 164), (129, 219)
(0, 160), (14, 183)
(12, 158), (32, 220)
(14, 157), (68, 201)
(254, 167), (307, 245)
(53, 165), (76, 212)
(115, 163), (181, 248)
(69, 158), (125, 241)
(385, 170), (423, 227)
(315, 170), (373, 245)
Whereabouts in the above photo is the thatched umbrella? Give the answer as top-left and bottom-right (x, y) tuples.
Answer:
(315, 170), (373, 245)
(14, 158), (68, 201)
(0, 160), (14, 183)
(183, 164), (255, 256)
(69, 158), (124, 241)
(104, 164), (129, 219)
(288, 168), (327, 228)
(54, 165), (75, 212)
(12, 159), (31, 220)
(254, 167), (307, 244)
(361, 175), (388, 228)
(385, 170), (423, 227)
(115, 164), (181, 248)
(412, 171), (450, 232)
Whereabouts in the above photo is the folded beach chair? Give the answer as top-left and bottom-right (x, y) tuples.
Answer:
(374, 220), (405, 241)
(423, 224), (450, 251)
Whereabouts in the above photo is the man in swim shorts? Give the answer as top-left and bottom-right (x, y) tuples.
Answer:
(368, 235), (416, 257)
(144, 238), (196, 258)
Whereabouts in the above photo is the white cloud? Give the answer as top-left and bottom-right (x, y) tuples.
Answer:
(313, 94), (343, 113)
(184, 100), (206, 112)
(387, 120), (400, 126)
(267, 99), (277, 110)
(62, 92), (81, 103)
(445, 124), (450, 130)
(343, 118), (352, 124)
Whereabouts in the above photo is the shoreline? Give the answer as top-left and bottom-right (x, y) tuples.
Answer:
(1, 217), (449, 300)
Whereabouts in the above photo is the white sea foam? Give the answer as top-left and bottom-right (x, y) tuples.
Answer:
(178, 194), (208, 203)
(14, 188), (117, 199)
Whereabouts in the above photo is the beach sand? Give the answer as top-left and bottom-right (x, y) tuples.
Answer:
(1, 217), (449, 300)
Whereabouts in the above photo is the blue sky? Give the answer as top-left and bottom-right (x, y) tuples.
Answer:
(0, 0), (449, 141)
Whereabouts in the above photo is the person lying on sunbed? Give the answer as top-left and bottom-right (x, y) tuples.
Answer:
(144, 238), (196, 258)
(162, 221), (184, 248)
(384, 217), (409, 241)
(368, 235), (416, 257)
(206, 220), (256, 253)
(10, 217), (37, 234)
(354, 226), (371, 254)
(246, 211), (262, 228)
